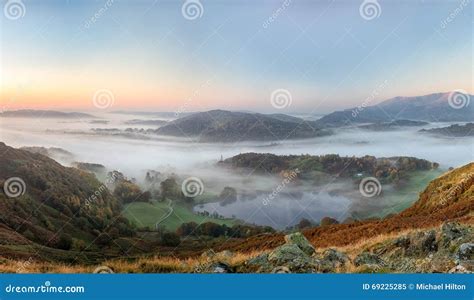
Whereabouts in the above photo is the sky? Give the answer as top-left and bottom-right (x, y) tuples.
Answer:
(0, 0), (472, 113)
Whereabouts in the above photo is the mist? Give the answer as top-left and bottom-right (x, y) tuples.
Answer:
(0, 112), (472, 229)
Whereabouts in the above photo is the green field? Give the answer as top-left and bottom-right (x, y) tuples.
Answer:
(360, 169), (444, 219)
(123, 199), (236, 231)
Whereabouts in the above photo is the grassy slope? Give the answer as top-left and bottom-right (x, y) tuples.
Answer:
(362, 169), (444, 218)
(123, 200), (236, 231)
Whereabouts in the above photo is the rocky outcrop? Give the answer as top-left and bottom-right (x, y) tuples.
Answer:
(284, 232), (315, 255)
(240, 222), (473, 273)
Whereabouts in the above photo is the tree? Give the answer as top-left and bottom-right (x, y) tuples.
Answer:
(113, 181), (149, 203)
(56, 233), (73, 250)
(161, 232), (180, 246)
(297, 218), (312, 229)
(176, 222), (198, 237)
(320, 217), (339, 226)
(160, 177), (182, 201)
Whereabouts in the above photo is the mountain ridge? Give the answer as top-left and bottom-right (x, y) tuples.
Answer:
(1, 109), (97, 119)
(316, 92), (474, 127)
(155, 109), (330, 142)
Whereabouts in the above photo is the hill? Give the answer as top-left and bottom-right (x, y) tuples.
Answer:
(0, 109), (96, 119)
(358, 120), (428, 131)
(0, 142), (135, 262)
(317, 92), (474, 127)
(220, 152), (437, 181)
(419, 123), (474, 137)
(20, 146), (75, 162)
(156, 110), (329, 142)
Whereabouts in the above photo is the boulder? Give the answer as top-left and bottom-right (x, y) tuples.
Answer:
(354, 252), (385, 267)
(457, 243), (474, 260)
(409, 230), (437, 255)
(314, 248), (349, 272)
(212, 262), (233, 273)
(272, 266), (291, 273)
(393, 236), (410, 249)
(268, 244), (317, 272)
(201, 249), (216, 260)
(449, 265), (472, 274)
(284, 232), (315, 255)
(421, 230), (438, 253)
(441, 222), (467, 247)
(269, 244), (308, 264)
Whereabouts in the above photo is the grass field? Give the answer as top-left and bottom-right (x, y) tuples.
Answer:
(360, 169), (444, 219)
(123, 200), (236, 231)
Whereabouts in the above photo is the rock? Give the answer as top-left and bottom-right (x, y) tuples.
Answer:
(284, 232), (315, 255)
(457, 243), (474, 260)
(314, 249), (349, 273)
(421, 230), (438, 253)
(245, 253), (274, 273)
(272, 266), (291, 273)
(354, 252), (385, 267)
(217, 250), (234, 259)
(247, 253), (269, 267)
(269, 244), (308, 263)
(268, 244), (317, 273)
(393, 236), (410, 249)
(449, 265), (472, 274)
(201, 249), (216, 260)
(441, 222), (467, 247)
(355, 264), (385, 273)
(322, 249), (348, 266)
(212, 262), (233, 273)
(409, 230), (437, 254)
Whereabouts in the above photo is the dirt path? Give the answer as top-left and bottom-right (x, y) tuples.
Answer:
(155, 198), (173, 229)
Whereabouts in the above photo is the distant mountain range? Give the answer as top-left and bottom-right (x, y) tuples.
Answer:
(110, 111), (191, 118)
(3, 92), (472, 142)
(155, 110), (330, 142)
(0, 109), (96, 119)
(316, 92), (473, 127)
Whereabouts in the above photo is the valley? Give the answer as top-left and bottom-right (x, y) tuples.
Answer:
(0, 92), (472, 273)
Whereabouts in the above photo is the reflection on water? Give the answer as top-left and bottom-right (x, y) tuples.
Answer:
(194, 191), (351, 229)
